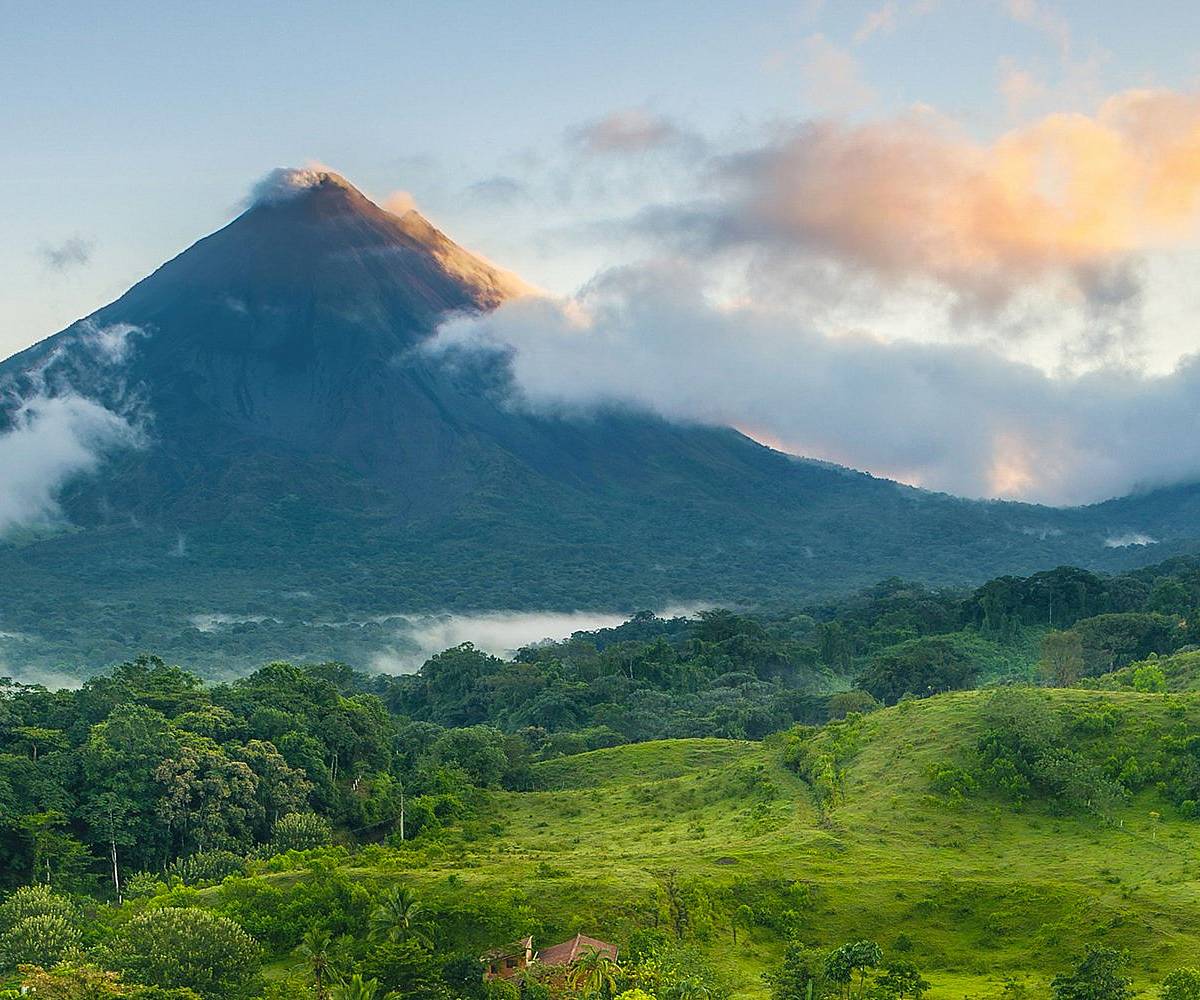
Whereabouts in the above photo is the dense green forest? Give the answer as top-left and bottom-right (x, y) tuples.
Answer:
(7, 557), (1200, 997)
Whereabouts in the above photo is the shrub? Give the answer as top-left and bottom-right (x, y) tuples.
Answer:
(1132, 662), (1167, 693)
(0, 884), (78, 930)
(487, 979), (521, 1000)
(16, 962), (134, 998)
(123, 871), (167, 899)
(857, 637), (977, 705)
(826, 690), (880, 720)
(169, 849), (247, 886)
(270, 813), (333, 854)
(1050, 946), (1132, 1000)
(1162, 968), (1200, 1000)
(105, 907), (261, 1000)
(0, 913), (82, 970)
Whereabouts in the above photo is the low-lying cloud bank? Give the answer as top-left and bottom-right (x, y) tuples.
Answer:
(429, 265), (1200, 506)
(369, 608), (704, 674)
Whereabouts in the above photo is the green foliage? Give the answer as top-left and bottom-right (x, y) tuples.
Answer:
(858, 636), (979, 705)
(873, 961), (930, 999)
(1049, 946), (1132, 1000)
(124, 872), (167, 899)
(486, 978), (521, 1000)
(369, 886), (432, 947)
(1162, 968), (1200, 1000)
(360, 937), (446, 999)
(824, 941), (882, 999)
(0, 885), (82, 970)
(0, 912), (82, 969)
(217, 863), (371, 953)
(780, 716), (866, 809)
(764, 941), (827, 1000)
(105, 907), (262, 1000)
(13, 963), (140, 999)
(168, 849), (247, 886)
(623, 940), (728, 1000)
(1037, 631), (1083, 687)
(971, 689), (1125, 813)
(0, 884), (78, 929)
(271, 812), (333, 854)
(330, 974), (381, 1000)
(1132, 661), (1167, 693)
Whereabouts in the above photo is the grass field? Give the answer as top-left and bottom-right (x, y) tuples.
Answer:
(255, 688), (1200, 999)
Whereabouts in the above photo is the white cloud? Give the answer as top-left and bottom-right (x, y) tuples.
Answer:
(383, 190), (418, 215)
(78, 320), (144, 365)
(247, 164), (347, 206)
(0, 321), (149, 538)
(427, 263), (1200, 506)
(572, 110), (697, 155)
(0, 394), (141, 537)
(1104, 531), (1158, 548)
(367, 608), (704, 674)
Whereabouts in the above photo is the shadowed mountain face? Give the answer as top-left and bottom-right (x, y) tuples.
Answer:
(0, 172), (1196, 675)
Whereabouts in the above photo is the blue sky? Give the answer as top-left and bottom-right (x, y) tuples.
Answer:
(6, 1), (1200, 503)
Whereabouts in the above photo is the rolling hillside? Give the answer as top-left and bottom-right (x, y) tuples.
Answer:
(225, 688), (1200, 999)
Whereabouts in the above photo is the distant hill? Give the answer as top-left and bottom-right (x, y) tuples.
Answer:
(1, 169), (1198, 676)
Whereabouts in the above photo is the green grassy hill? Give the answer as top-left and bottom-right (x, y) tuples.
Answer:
(124, 686), (1200, 998)
(233, 687), (1200, 999)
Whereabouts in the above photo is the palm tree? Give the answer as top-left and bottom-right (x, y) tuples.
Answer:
(569, 946), (621, 998)
(368, 885), (432, 947)
(329, 974), (380, 1000)
(296, 927), (334, 1000)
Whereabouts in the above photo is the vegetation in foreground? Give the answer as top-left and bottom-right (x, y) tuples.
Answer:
(7, 558), (1200, 996)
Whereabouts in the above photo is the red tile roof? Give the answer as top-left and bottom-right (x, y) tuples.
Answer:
(536, 934), (618, 967)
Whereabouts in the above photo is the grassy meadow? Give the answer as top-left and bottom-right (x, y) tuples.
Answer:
(243, 688), (1200, 999)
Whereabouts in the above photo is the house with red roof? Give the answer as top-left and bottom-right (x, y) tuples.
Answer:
(482, 933), (618, 980)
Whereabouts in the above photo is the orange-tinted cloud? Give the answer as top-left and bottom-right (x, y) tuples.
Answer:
(711, 89), (1200, 308)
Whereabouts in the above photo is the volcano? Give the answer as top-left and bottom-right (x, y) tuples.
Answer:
(2, 169), (1198, 675)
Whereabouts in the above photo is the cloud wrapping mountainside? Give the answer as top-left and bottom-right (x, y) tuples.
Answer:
(429, 262), (1200, 505)
(0, 322), (147, 537)
(0, 393), (138, 536)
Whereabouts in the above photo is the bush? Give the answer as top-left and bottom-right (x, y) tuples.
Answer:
(1132, 662), (1167, 693)
(1050, 946), (1132, 1000)
(826, 690), (880, 720)
(105, 907), (261, 1000)
(1162, 968), (1200, 1000)
(0, 884), (78, 930)
(857, 637), (977, 705)
(487, 979), (521, 1000)
(124, 871), (167, 899)
(169, 849), (247, 886)
(270, 813), (333, 854)
(0, 912), (82, 969)
(16, 963), (136, 999)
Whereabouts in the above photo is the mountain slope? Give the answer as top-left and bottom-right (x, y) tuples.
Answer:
(0, 170), (1196, 675)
